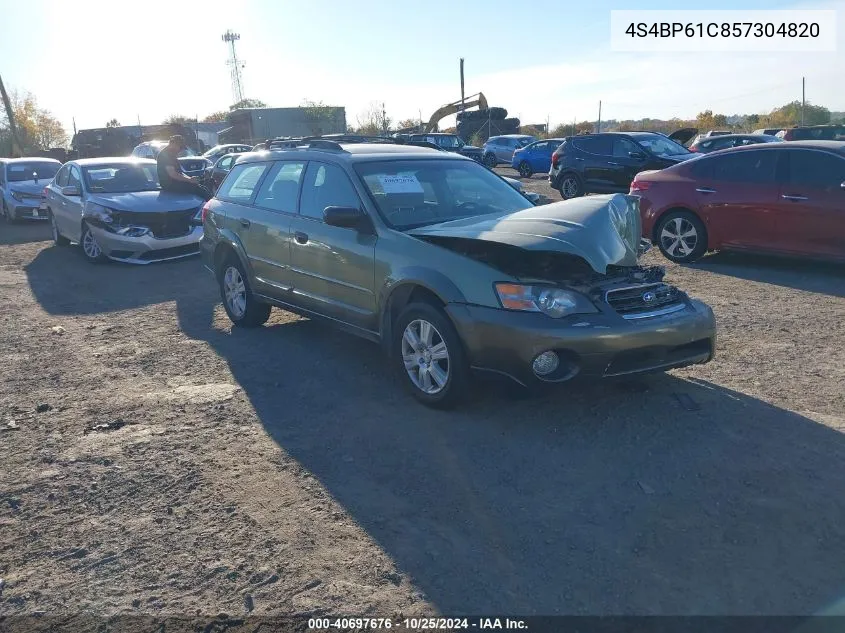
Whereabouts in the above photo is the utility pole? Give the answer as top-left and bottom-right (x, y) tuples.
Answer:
(597, 100), (602, 133)
(460, 58), (465, 113)
(801, 77), (805, 126)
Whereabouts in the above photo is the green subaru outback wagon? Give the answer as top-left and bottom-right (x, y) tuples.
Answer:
(200, 140), (716, 408)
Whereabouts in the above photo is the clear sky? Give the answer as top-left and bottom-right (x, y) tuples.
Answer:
(0, 0), (842, 135)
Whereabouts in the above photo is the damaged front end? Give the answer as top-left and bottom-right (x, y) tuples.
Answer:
(409, 194), (685, 319)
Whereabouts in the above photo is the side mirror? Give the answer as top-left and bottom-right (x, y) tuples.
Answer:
(61, 185), (80, 196)
(629, 152), (646, 161)
(323, 206), (369, 230)
(841, 181), (845, 190)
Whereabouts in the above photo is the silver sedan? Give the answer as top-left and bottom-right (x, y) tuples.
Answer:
(44, 158), (205, 264)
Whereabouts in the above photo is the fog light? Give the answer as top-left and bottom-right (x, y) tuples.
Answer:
(532, 351), (560, 376)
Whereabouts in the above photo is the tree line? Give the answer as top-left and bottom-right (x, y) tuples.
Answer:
(2, 89), (843, 157)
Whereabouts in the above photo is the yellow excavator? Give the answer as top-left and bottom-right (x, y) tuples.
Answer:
(0, 74), (24, 157)
(424, 92), (488, 133)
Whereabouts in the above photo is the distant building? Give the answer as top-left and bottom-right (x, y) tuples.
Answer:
(194, 122), (231, 150)
(71, 124), (201, 158)
(220, 107), (347, 144)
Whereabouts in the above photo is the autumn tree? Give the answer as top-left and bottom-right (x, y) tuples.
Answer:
(106, 118), (121, 128)
(696, 110), (729, 131)
(202, 111), (229, 123)
(761, 100), (830, 128)
(397, 118), (421, 131)
(0, 91), (67, 155)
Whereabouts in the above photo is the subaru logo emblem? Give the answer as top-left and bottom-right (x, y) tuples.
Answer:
(642, 291), (656, 303)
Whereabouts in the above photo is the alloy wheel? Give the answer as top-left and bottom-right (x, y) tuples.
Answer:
(401, 318), (450, 395)
(223, 266), (247, 319)
(518, 162), (532, 178)
(82, 228), (102, 259)
(660, 217), (698, 258)
(561, 177), (579, 198)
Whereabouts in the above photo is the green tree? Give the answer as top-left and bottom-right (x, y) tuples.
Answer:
(106, 118), (121, 128)
(696, 110), (729, 131)
(301, 99), (340, 136)
(397, 118), (421, 131)
(230, 98), (266, 111)
(761, 100), (830, 127)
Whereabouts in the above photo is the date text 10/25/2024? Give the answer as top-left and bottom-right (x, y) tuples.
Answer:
(307, 617), (528, 630)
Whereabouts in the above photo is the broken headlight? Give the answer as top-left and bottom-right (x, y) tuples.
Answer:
(84, 202), (114, 224)
(495, 283), (597, 318)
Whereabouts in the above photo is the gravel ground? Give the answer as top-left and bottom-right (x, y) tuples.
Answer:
(1, 198), (844, 626)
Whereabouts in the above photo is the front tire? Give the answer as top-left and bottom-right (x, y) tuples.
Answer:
(655, 210), (708, 263)
(218, 255), (271, 327)
(80, 223), (108, 263)
(393, 302), (469, 409)
(483, 153), (497, 169)
(50, 211), (70, 246)
(557, 173), (583, 199)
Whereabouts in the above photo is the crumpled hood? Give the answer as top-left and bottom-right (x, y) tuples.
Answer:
(88, 190), (203, 213)
(9, 179), (52, 196)
(407, 193), (642, 274)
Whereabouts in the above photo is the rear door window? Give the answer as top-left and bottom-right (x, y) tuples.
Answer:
(55, 165), (70, 187)
(216, 163), (269, 203)
(254, 161), (305, 213)
(573, 136), (612, 156)
(787, 150), (845, 190)
(299, 162), (361, 220)
(67, 166), (82, 189)
(613, 137), (641, 157)
(711, 150), (778, 184)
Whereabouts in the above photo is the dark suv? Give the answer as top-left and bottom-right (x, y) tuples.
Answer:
(549, 132), (695, 199)
(200, 139), (715, 408)
(408, 133), (483, 162)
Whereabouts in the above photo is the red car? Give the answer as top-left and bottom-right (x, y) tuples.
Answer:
(630, 141), (845, 263)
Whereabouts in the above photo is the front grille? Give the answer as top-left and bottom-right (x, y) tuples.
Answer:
(111, 209), (198, 239)
(605, 283), (684, 318)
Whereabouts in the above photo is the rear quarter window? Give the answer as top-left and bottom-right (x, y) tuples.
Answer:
(216, 163), (269, 203)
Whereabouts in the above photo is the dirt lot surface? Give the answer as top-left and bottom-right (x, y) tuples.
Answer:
(2, 189), (845, 625)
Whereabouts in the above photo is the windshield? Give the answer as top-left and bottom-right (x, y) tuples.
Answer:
(83, 163), (160, 193)
(635, 134), (691, 157)
(7, 162), (60, 182)
(516, 137), (534, 147)
(354, 159), (533, 230)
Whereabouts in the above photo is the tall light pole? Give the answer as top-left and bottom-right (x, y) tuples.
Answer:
(222, 30), (245, 105)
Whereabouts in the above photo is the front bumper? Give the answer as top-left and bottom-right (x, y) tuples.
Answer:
(447, 299), (716, 386)
(89, 225), (203, 265)
(8, 201), (49, 220)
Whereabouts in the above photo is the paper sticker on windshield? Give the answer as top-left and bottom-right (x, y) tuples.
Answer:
(378, 174), (424, 194)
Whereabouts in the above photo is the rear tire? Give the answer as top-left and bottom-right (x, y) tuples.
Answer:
(80, 223), (108, 263)
(218, 255), (271, 327)
(518, 161), (533, 178)
(654, 210), (708, 263)
(393, 302), (469, 409)
(50, 211), (70, 246)
(557, 173), (583, 199)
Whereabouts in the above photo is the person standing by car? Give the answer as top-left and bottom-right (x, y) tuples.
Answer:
(157, 135), (212, 201)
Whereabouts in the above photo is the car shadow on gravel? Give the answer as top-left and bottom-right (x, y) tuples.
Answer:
(689, 251), (845, 298)
(196, 316), (845, 615)
(1, 221), (52, 246)
(24, 244), (845, 615)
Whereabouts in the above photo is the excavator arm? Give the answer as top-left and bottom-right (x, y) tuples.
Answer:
(0, 74), (24, 157)
(425, 92), (488, 133)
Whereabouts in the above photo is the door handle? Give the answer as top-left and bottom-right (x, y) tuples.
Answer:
(695, 187), (717, 194)
(607, 161), (621, 166)
(239, 217), (251, 228)
(294, 231), (309, 244)
(781, 194), (808, 201)
(574, 157), (584, 161)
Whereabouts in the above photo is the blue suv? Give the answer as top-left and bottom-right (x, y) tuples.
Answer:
(511, 138), (565, 177)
